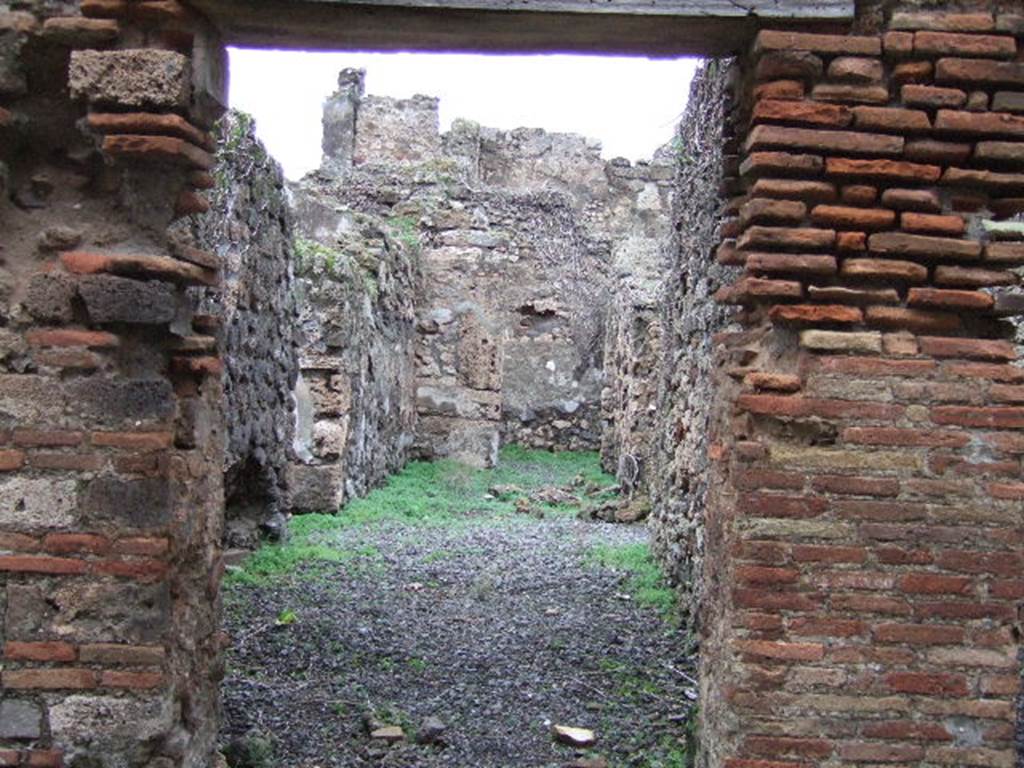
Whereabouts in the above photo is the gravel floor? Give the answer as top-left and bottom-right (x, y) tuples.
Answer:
(221, 514), (696, 768)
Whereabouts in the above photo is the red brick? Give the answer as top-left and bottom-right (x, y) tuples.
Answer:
(931, 405), (1024, 429)
(0, 555), (87, 575)
(752, 99), (852, 127)
(113, 536), (170, 556)
(842, 426), (969, 448)
(902, 84), (967, 108)
(753, 80), (805, 101)
(832, 594), (911, 615)
(985, 241), (1024, 266)
(26, 328), (120, 348)
(745, 372), (802, 392)
(835, 500), (929, 523)
(61, 250), (216, 287)
(908, 288), (994, 311)
(811, 83), (890, 104)
(739, 151), (822, 178)
(904, 138), (973, 164)
(90, 558), (168, 581)
(734, 589), (823, 612)
(935, 108), (1024, 138)
(989, 482), (1024, 499)
(737, 640), (825, 662)
(770, 304), (863, 325)
(809, 475), (898, 497)
(87, 112), (212, 150)
(936, 549), (1022, 575)
(725, 761), (810, 768)
(27, 452), (104, 472)
(791, 545), (867, 564)
(862, 719), (952, 741)
(0, 751), (20, 767)
(99, 670), (166, 689)
(0, 533), (39, 551)
(916, 600), (1015, 620)
(914, 31), (1016, 58)
(828, 56), (883, 83)
(4, 640), (77, 662)
(2, 668), (97, 689)
(90, 431), (173, 450)
(883, 31), (914, 57)
(810, 356), (935, 377)
(875, 623), (965, 644)
(898, 573), (973, 595)
(717, 277), (803, 305)
(744, 253), (837, 277)
(737, 394), (902, 420)
(935, 57), (1024, 87)
(901, 212), (965, 237)
(865, 306), (961, 334)
(876, 546), (934, 565)
(42, 533), (110, 555)
(744, 735), (832, 758)
(0, 449), (25, 471)
(980, 675), (1021, 696)
(754, 30), (881, 56)
(740, 492), (827, 519)
(746, 125), (903, 157)
(738, 226), (835, 252)
(12, 429), (84, 447)
(990, 580), (1024, 599)
(923, 337), (1017, 361)
(868, 232), (982, 262)
(736, 565), (800, 585)
(934, 265), (1017, 288)
(886, 671), (969, 696)
(839, 185), (876, 205)
(825, 157), (941, 182)
(893, 60), (932, 83)
(102, 134), (214, 169)
(815, 570), (895, 590)
(852, 105), (931, 132)
(175, 190), (210, 216)
(839, 743), (924, 762)
(810, 205), (894, 231)
(81, 0), (129, 17)
(740, 198), (808, 226)
(750, 178), (837, 203)
(789, 618), (867, 638)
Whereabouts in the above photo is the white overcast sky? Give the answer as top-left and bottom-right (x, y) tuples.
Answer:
(228, 48), (700, 180)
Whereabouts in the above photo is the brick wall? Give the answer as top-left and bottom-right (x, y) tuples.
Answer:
(702, 8), (1024, 767)
(0, 1), (229, 765)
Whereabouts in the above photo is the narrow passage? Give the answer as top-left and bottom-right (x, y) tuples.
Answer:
(221, 448), (696, 768)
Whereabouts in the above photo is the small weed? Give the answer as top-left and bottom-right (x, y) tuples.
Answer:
(275, 609), (297, 626)
(227, 447), (616, 585)
(588, 542), (677, 619)
(407, 657), (428, 673)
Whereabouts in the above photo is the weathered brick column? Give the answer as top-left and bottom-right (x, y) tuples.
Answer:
(0, 1), (228, 766)
(704, 7), (1024, 768)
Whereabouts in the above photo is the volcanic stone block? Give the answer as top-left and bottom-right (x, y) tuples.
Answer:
(77, 274), (178, 324)
(66, 378), (175, 426)
(24, 272), (77, 322)
(69, 49), (191, 109)
(0, 699), (42, 739)
(79, 476), (171, 529)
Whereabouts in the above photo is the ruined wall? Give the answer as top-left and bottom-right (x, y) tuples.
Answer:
(695, 9), (1024, 768)
(190, 110), (299, 546)
(287, 187), (418, 510)
(639, 61), (739, 604)
(0, 1), (229, 766)
(309, 71), (673, 464)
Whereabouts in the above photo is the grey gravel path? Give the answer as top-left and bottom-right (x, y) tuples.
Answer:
(221, 515), (695, 768)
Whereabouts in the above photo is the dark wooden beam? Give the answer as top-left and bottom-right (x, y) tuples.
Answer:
(190, 0), (854, 57)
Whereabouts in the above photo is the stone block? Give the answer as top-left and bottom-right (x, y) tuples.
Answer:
(69, 49), (191, 109)
(66, 378), (174, 426)
(78, 274), (178, 325)
(286, 463), (345, 512)
(23, 272), (77, 322)
(0, 699), (43, 740)
(79, 476), (171, 529)
(0, 477), (77, 531)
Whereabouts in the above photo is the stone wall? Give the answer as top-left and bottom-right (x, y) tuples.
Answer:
(0, 1), (229, 765)
(309, 70), (674, 465)
(190, 110), (299, 546)
(286, 187), (419, 511)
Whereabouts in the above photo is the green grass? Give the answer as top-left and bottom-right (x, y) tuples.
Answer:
(226, 446), (616, 585)
(588, 542), (677, 618)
